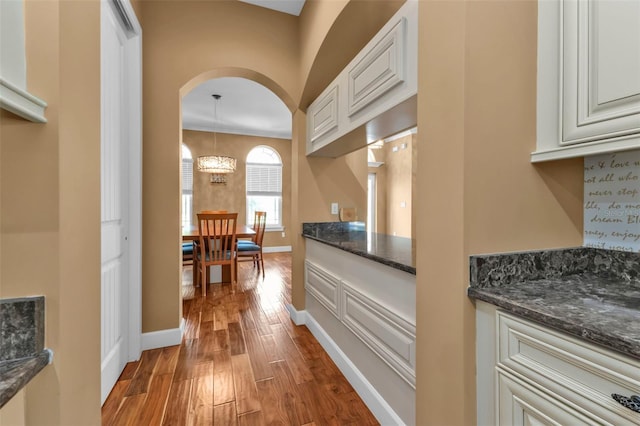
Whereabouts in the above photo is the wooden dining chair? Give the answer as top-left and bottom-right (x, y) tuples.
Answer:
(194, 212), (237, 297)
(237, 211), (266, 277)
(182, 242), (194, 265)
(192, 210), (228, 281)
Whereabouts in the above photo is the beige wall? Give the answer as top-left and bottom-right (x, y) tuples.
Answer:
(183, 130), (292, 248)
(369, 149), (387, 234)
(0, 0), (101, 423)
(416, 1), (583, 425)
(290, 112), (368, 309)
(383, 134), (414, 239)
(366, 132), (416, 239)
(141, 0), (300, 333)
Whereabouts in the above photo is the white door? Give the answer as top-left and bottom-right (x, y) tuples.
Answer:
(101, 0), (131, 404)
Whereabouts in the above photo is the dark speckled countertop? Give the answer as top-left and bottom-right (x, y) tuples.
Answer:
(0, 297), (51, 408)
(302, 222), (416, 275)
(468, 247), (640, 360)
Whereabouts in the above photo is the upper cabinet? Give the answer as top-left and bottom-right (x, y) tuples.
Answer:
(306, 0), (417, 158)
(0, 0), (47, 122)
(533, 0), (640, 162)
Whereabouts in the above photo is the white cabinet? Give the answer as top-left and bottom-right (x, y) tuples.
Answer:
(498, 370), (596, 426)
(475, 301), (640, 425)
(306, 0), (417, 157)
(304, 239), (416, 425)
(346, 17), (407, 117)
(0, 0), (47, 122)
(533, 0), (640, 162)
(308, 85), (339, 147)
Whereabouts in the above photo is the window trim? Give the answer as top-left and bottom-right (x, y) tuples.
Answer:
(181, 144), (194, 228)
(246, 146), (283, 229)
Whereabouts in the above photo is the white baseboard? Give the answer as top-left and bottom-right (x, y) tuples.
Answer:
(285, 303), (307, 325)
(141, 319), (184, 351)
(287, 306), (405, 426)
(263, 245), (292, 253)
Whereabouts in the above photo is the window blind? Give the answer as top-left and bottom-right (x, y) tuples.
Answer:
(182, 159), (193, 193)
(246, 163), (282, 196)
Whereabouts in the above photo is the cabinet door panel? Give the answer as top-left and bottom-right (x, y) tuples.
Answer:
(562, 0), (640, 145)
(498, 371), (599, 426)
(347, 17), (406, 117)
(308, 85), (339, 144)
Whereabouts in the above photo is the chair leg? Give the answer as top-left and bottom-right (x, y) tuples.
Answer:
(231, 259), (236, 285)
(194, 257), (199, 286)
(234, 256), (238, 283)
(201, 263), (207, 297)
(259, 252), (265, 277)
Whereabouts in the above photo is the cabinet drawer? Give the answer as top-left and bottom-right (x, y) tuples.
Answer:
(498, 370), (599, 426)
(497, 311), (640, 425)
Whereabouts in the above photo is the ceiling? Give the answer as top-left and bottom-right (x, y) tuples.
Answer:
(181, 77), (292, 140)
(238, 0), (306, 16)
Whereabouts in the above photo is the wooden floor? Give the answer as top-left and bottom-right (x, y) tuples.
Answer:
(102, 252), (379, 425)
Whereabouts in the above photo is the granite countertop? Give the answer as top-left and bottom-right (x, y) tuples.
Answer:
(468, 247), (640, 360)
(0, 296), (51, 408)
(0, 351), (51, 407)
(302, 222), (416, 275)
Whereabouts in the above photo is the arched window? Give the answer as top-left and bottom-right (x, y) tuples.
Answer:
(246, 146), (282, 229)
(181, 144), (193, 227)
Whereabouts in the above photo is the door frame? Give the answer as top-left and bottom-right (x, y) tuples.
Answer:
(103, 0), (142, 374)
(118, 0), (142, 364)
(367, 172), (377, 232)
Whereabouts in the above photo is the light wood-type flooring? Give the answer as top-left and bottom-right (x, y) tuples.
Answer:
(102, 252), (379, 425)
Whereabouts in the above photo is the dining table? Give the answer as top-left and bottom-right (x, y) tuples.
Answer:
(181, 224), (256, 241)
(182, 224), (256, 285)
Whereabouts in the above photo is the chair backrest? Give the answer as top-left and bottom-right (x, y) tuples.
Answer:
(253, 211), (267, 246)
(197, 212), (237, 264)
(200, 210), (228, 214)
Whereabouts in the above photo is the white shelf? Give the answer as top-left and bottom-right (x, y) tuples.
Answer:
(0, 78), (47, 123)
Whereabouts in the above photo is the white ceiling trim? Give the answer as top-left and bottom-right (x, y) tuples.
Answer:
(184, 123), (292, 140)
(238, 0), (306, 16)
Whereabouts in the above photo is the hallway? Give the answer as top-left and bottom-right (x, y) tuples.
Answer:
(102, 253), (378, 425)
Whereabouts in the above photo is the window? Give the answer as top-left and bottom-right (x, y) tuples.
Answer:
(181, 144), (193, 227)
(246, 146), (282, 229)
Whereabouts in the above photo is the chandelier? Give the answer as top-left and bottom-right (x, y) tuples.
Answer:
(196, 155), (237, 174)
(196, 94), (237, 183)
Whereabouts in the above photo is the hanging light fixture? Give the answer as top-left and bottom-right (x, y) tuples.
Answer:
(196, 94), (237, 184)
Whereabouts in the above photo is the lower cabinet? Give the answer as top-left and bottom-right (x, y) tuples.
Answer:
(476, 301), (640, 425)
(498, 370), (596, 425)
(304, 239), (416, 425)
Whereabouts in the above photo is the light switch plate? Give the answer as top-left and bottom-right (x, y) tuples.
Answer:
(331, 203), (339, 214)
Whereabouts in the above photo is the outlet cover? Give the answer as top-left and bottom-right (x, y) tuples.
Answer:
(331, 203), (339, 214)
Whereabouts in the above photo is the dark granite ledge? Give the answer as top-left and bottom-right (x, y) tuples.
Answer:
(0, 296), (50, 408)
(0, 350), (51, 408)
(468, 248), (640, 360)
(302, 222), (416, 275)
